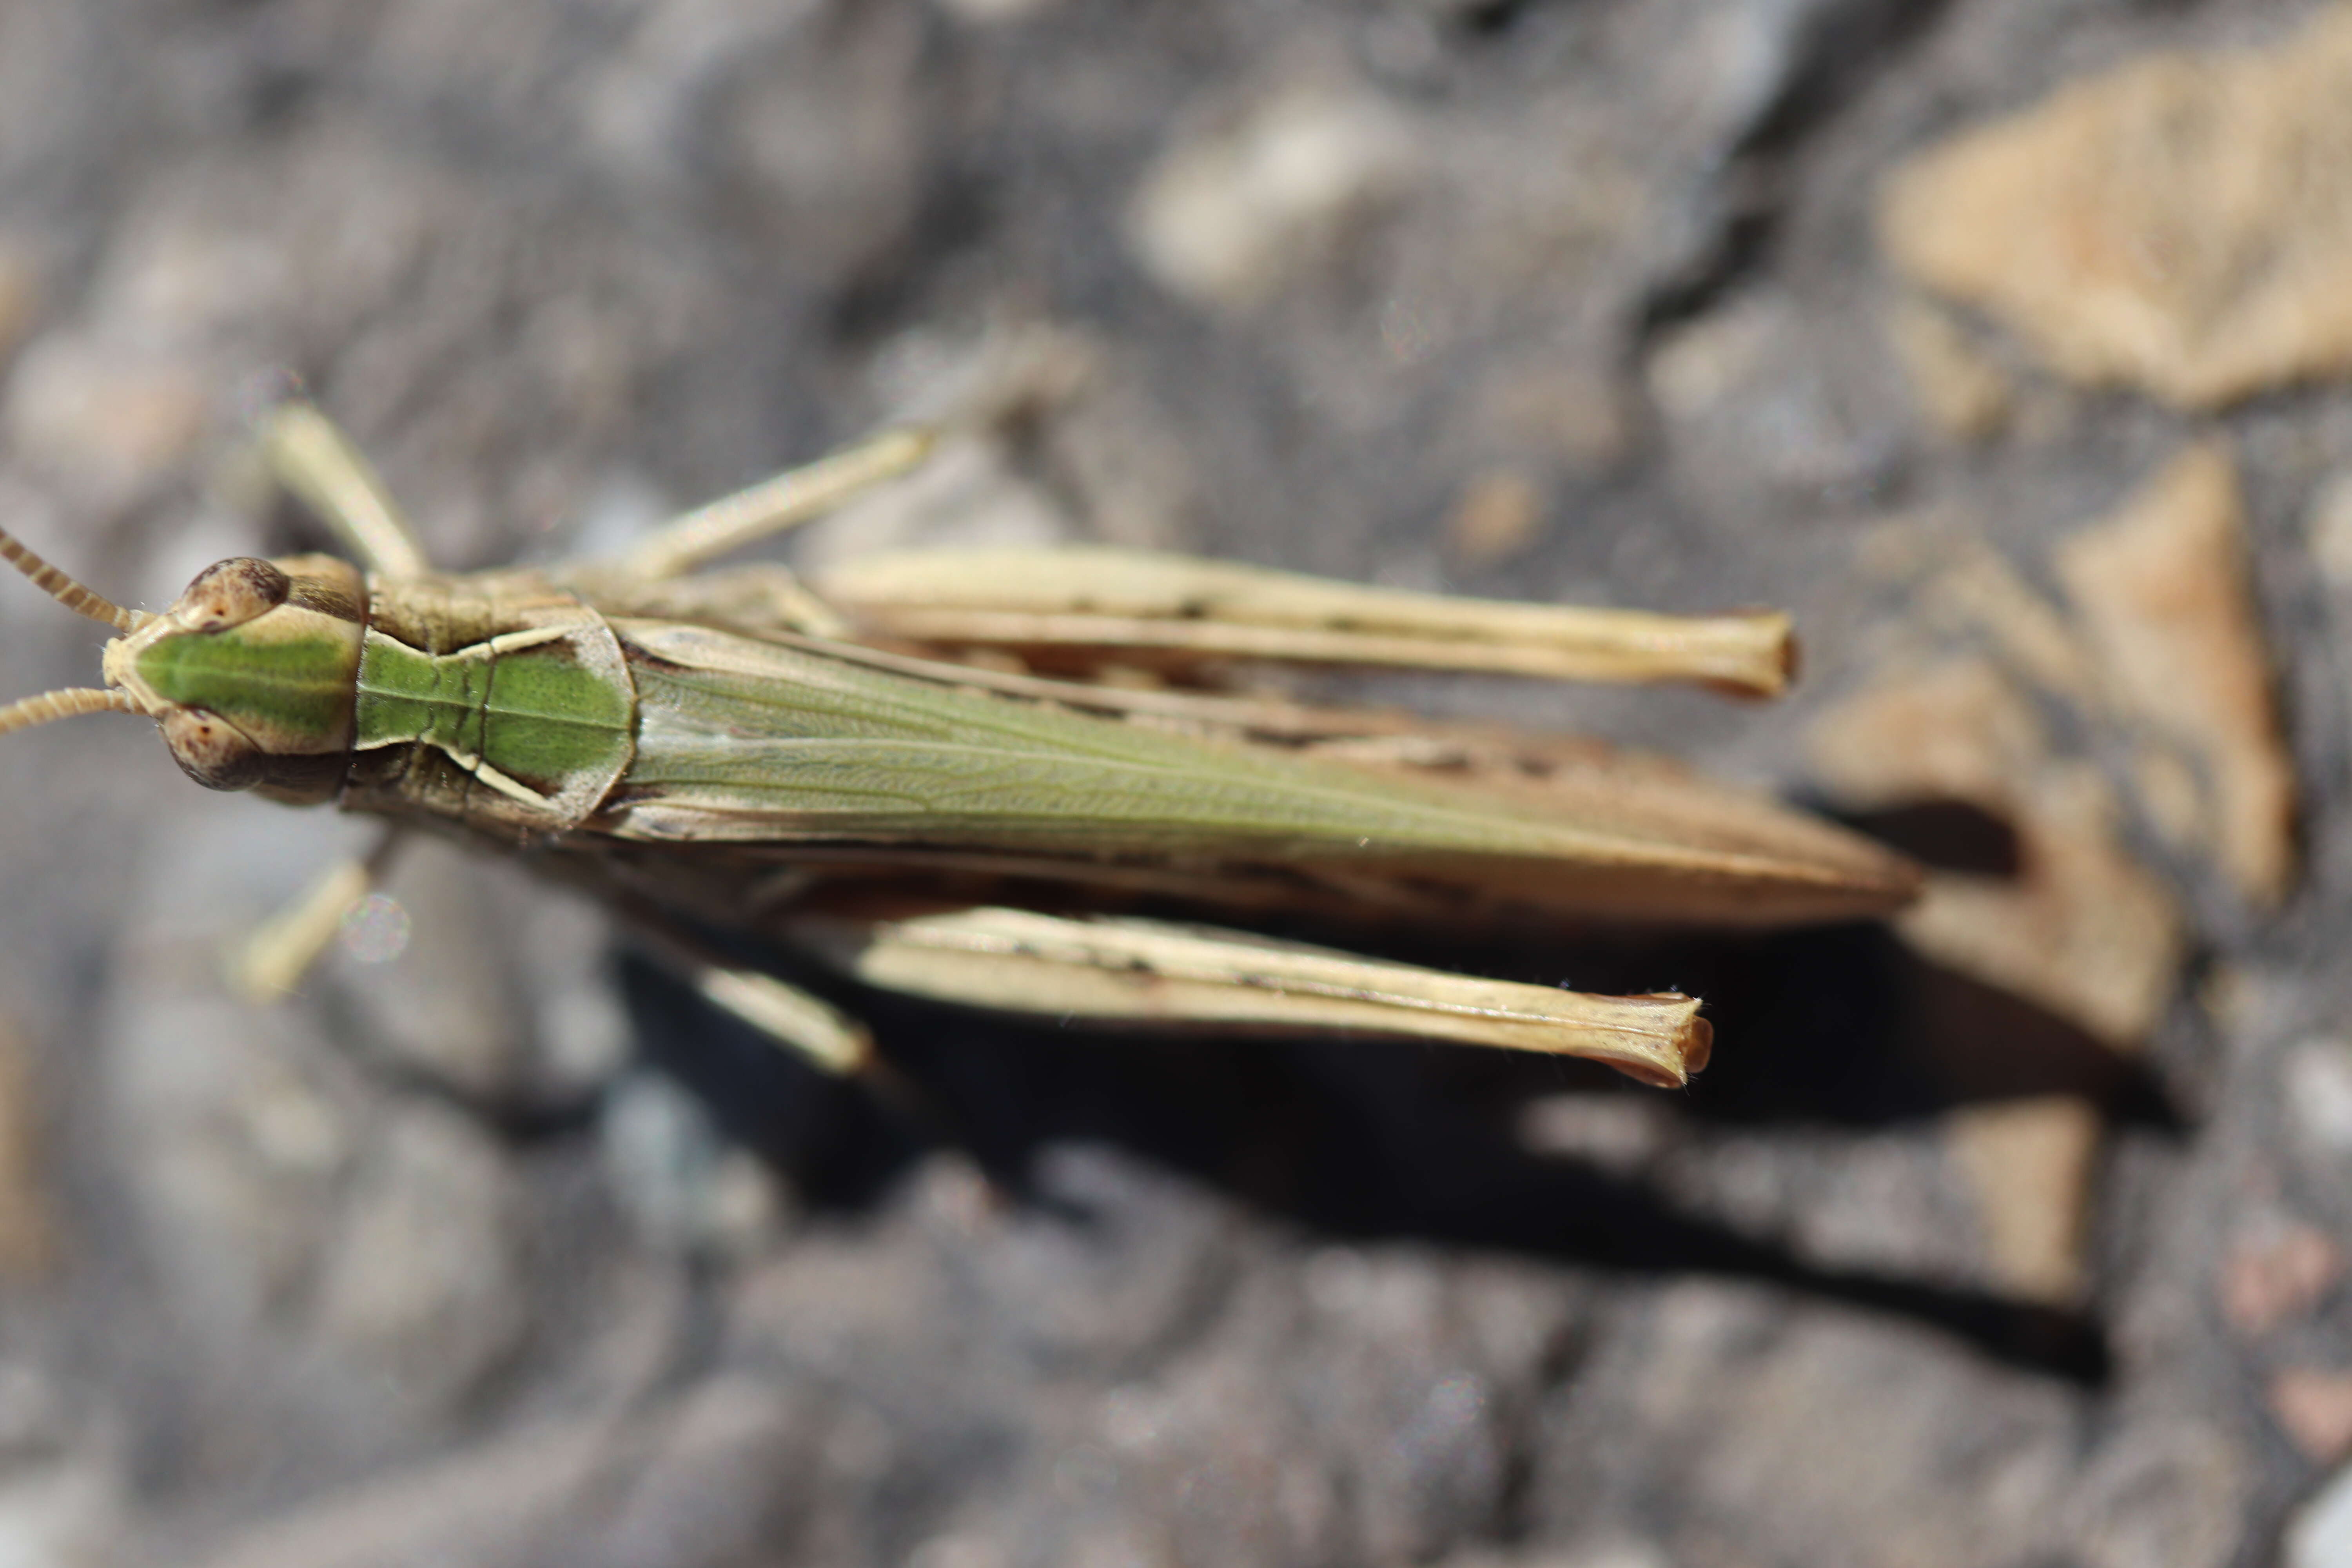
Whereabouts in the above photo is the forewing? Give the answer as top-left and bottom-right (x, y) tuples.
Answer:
(599, 619), (1916, 927)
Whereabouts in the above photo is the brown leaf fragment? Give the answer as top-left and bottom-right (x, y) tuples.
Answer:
(1443, 468), (1546, 570)
(2270, 1371), (2352, 1465)
(2221, 1220), (2344, 1338)
(1886, 296), (2013, 442)
(1478, 363), (1632, 472)
(2055, 444), (2297, 907)
(1879, 5), (2352, 408)
(1945, 1095), (2101, 1306)
(1809, 659), (2184, 1050)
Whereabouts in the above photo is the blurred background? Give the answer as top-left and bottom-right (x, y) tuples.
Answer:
(0, 0), (2348, 1563)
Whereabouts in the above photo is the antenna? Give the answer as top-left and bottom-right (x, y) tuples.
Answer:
(0, 687), (148, 737)
(0, 522), (152, 633)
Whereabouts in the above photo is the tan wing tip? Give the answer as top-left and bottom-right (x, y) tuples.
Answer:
(1758, 816), (1931, 923)
(1810, 847), (1928, 920)
(1880, 851), (1929, 908)
(1832, 837), (1930, 916)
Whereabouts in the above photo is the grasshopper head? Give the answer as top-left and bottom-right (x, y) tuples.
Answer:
(0, 526), (365, 806)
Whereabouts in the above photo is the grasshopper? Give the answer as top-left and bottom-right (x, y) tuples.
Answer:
(0, 401), (1918, 1091)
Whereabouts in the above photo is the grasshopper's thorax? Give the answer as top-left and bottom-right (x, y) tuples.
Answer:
(338, 572), (639, 835)
(105, 554), (367, 805)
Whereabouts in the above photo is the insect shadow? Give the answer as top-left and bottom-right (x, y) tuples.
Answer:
(623, 890), (2176, 1389)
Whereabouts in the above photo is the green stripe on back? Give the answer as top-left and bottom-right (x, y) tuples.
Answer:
(479, 641), (634, 787)
(356, 631), (633, 794)
(136, 628), (356, 749)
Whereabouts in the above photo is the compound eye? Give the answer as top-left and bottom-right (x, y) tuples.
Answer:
(159, 708), (266, 792)
(177, 558), (290, 633)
